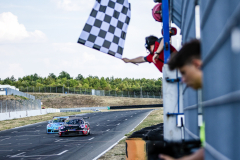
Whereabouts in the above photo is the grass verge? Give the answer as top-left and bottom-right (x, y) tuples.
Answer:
(98, 108), (163, 160)
(0, 111), (92, 131)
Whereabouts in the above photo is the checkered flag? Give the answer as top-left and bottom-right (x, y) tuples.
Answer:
(78, 0), (131, 59)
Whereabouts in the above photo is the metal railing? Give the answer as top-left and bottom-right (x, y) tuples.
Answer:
(19, 86), (163, 99)
(0, 100), (41, 113)
(6, 88), (35, 100)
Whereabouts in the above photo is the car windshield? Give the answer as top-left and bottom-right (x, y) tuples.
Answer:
(53, 118), (66, 123)
(65, 119), (84, 125)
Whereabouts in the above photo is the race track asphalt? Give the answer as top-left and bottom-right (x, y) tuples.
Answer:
(0, 109), (152, 160)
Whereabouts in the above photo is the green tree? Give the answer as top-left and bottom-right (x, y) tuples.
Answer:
(48, 73), (57, 79)
(58, 71), (71, 79)
(75, 74), (84, 81)
(10, 75), (16, 82)
(3, 77), (12, 85)
(100, 77), (107, 89)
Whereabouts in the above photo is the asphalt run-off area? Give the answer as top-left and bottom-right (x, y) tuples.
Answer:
(0, 109), (152, 160)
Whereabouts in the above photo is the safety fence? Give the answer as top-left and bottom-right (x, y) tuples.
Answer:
(0, 100), (41, 113)
(19, 86), (162, 99)
(5, 88), (35, 100)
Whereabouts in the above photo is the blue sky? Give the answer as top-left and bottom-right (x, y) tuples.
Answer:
(0, 0), (181, 80)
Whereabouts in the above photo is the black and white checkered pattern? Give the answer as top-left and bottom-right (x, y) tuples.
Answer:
(78, 0), (131, 59)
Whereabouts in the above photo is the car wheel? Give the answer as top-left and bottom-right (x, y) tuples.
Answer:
(88, 130), (91, 135)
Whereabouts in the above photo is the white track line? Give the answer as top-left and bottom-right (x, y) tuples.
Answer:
(9, 152), (25, 157)
(130, 110), (153, 132)
(9, 150), (68, 158)
(0, 137), (11, 142)
(88, 137), (94, 140)
(57, 150), (68, 155)
(92, 136), (126, 160)
(106, 129), (110, 131)
(93, 110), (153, 160)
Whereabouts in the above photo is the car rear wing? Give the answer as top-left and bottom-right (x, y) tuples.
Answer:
(69, 116), (90, 119)
(53, 116), (68, 118)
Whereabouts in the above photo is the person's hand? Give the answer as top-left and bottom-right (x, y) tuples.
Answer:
(159, 154), (176, 160)
(153, 53), (159, 64)
(122, 58), (131, 63)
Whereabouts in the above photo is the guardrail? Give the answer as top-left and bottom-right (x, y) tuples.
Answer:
(110, 104), (163, 110)
(59, 104), (163, 112)
(59, 107), (109, 112)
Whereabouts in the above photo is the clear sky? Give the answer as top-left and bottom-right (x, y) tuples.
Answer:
(0, 0), (181, 80)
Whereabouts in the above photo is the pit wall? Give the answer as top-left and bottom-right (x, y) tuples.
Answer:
(0, 108), (60, 121)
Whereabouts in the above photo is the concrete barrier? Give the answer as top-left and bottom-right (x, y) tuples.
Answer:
(60, 107), (109, 112)
(110, 104), (163, 110)
(0, 108), (60, 121)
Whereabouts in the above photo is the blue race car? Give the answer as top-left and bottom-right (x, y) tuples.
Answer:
(46, 116), (68, 134)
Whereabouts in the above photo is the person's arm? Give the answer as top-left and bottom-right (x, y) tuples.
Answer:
(153, 38), (164, 63)
(159, 148), (204, 160)
(122, 56), (146, 64)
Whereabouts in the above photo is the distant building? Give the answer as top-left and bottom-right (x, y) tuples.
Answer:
(0, 85), (19, 91)
(0, 85), (19, 95)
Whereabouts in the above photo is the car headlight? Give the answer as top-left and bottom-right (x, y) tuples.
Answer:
(60, 126), (65, 129)
(80, 124), (85, 128)
(47, 124), (51, 127)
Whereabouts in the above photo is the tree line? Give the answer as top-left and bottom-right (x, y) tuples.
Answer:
(0, 71), (162, 93)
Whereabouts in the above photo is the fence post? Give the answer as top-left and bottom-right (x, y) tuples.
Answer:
(74, 87), (75, 94)
(18, 100), (20, 111)
(6, 100), (7, 112)
(85, 89), (86, 94)
(27, 86), (28, 93)
(122, 91), (123, 97)
(109, 90), (110, 96)
(115, 91), (116, 97)
(33, 87), (34, 93)
(39, 87), (40, 93)
(50, 87), (51, 93)
(15, 100), (16, 112)
(45, 87), (46, 93)
(56, 87), (57, 93)
(68, 87), (69, 93)
(1, 101), (2, 113)
(134, 92), (135, 98)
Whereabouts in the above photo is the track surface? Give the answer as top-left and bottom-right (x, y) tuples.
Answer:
(0, 110), (152, 160)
